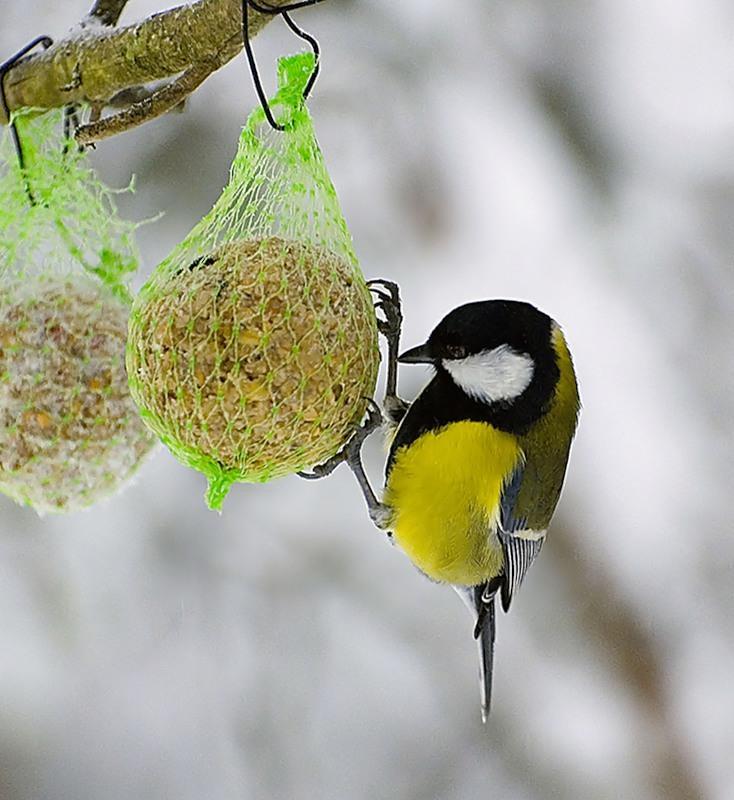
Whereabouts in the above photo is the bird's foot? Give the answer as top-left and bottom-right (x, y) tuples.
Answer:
(343, 400), (391, 530)
(298, 398), (383, 481)
(383, 394), (410, 426)
(367, 279), (407, 417)
(366, 503), (392, 530)
(367, 279), (402, 347)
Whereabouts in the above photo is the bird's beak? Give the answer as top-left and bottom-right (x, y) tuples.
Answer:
(398, 342), (433, 364)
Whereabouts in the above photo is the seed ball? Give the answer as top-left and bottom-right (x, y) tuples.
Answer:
(0, 273), (157, 514)
(126, 237), (380, 505)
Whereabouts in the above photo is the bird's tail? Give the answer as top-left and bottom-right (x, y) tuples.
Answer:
(473, 585), (496, 724)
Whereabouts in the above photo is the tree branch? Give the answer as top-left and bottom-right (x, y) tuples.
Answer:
(0, 0), (290, 127)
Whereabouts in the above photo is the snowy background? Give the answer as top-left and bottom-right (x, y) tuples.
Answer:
(1, 1), (733, 798)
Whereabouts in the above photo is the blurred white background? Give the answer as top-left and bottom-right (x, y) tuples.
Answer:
(1, 1), (733, 798)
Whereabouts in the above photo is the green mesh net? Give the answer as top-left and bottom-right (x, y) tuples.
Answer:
(0, 111), (156, 514)
(127, 53), (379, 510)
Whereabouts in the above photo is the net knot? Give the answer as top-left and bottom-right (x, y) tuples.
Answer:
(250, 53), (316, 131)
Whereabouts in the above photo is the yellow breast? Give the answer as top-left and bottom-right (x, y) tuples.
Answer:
(384, 421), (522, 586)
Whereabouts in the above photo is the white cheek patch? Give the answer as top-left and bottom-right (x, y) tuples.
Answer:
(443, 345), (534, 404)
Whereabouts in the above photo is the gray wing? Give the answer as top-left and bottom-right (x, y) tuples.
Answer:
(498, 463), (545, 613)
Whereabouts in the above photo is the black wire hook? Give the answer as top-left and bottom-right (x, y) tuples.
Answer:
(242, 0), (326, 131)
(0, 35), (54, 205)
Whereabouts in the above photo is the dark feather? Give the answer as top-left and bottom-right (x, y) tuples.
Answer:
(497, 462), (544, 610)
(473, 584), (497, 724)
(499, 534), (544, 612)
(499, 463), (527, 533)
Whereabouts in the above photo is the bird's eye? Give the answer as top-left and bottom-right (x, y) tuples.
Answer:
(445, 344), (467, 359)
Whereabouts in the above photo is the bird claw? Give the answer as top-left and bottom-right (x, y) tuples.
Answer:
(298, 399), (383, 481)
(382, 394), (410, 426)
(297, 457), (343, 480)
(368, 280), (403, 344)
(344, 398), (383, 458)
(367, 278), (400, 301)
(368, 503), (393, 530)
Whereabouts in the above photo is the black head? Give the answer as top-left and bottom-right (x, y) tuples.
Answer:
(399, 300), (560, 432)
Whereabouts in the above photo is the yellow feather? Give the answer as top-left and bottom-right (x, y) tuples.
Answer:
(551, 326), (580, 421)
(384, 421), (522, 586)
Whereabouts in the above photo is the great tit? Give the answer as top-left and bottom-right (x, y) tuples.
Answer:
(301, 285), (580, 722)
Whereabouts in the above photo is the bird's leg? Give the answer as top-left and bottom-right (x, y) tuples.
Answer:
(299, 280), (400, 520)
(297, 446), (349, 480)
(367, 279), (409, 425)
(298, 280), (405, 482)
(297, 399), (383, 481)
(343, 401), (392, 530)
(298, 401), (392, 532)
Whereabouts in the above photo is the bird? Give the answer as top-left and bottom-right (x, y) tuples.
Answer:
(333, 287), (581, 722)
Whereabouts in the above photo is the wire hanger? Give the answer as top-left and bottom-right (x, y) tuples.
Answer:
(0, 35), (54, 204)
(242, 0), (327, 131)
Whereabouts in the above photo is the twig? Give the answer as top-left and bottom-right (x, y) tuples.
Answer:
(75, 56), (219, 143)
(88, 0), (131, 27)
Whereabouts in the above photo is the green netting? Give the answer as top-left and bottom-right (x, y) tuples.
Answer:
(127, 53), (379, 510)
(0, 111), (156, 514)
